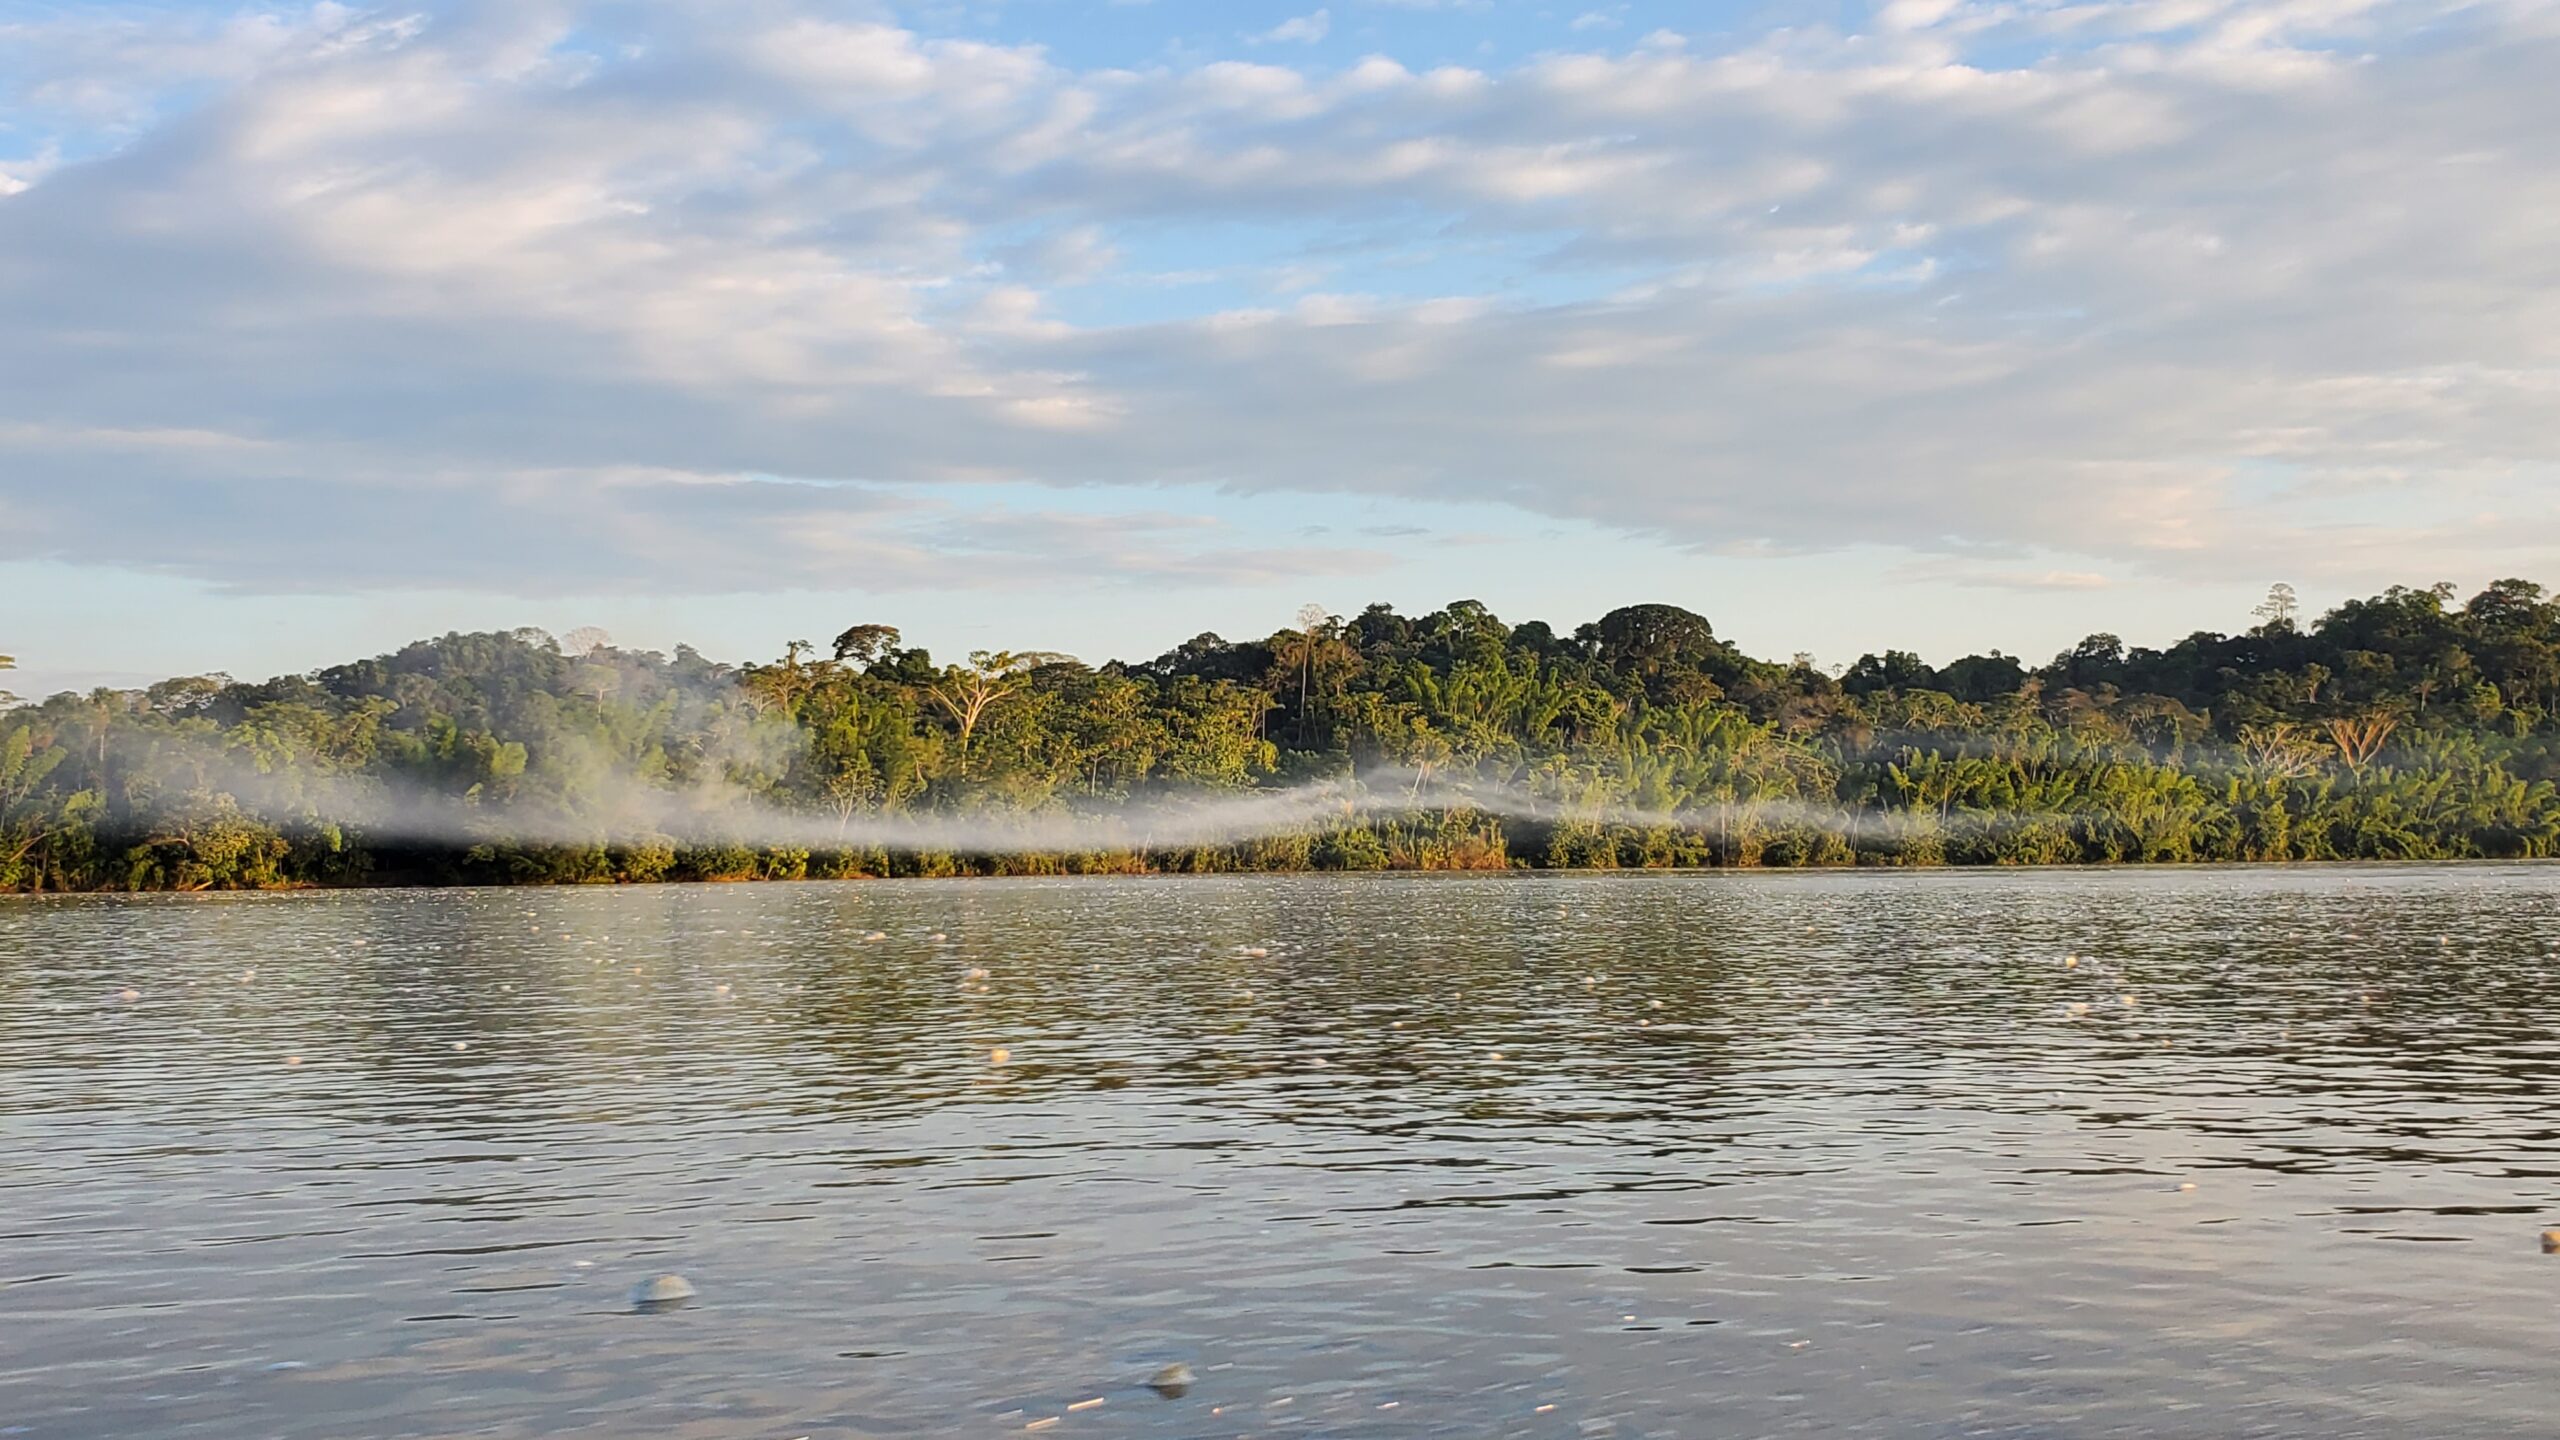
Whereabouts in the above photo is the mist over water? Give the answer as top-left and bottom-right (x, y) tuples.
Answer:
(187, 755), (2161, 859)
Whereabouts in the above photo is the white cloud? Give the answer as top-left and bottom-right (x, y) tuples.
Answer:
(0, 0), (2556, 603)
(1251, 10), (1332, 45)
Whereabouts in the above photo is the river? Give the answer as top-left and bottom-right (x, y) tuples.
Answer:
(4, 868), (2556, 1437)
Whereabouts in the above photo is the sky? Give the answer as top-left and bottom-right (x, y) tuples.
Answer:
(3, 0), (2556, 698)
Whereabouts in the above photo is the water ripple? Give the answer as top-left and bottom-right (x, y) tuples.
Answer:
(3, 867), (2558, 1437)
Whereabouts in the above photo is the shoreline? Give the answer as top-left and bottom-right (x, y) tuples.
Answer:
(7, 853), (2551, 900)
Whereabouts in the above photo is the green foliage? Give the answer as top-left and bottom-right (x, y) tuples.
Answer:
(1311, 825), (1389, 871)
(5, 583), (2560, 889)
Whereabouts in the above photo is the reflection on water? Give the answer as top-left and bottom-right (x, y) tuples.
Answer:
(3, 868), (2558, 1438)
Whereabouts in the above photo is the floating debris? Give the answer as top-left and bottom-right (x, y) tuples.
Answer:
(1148, 1364), (1196, 1398)
(631, 1274), (697, 1310)
(117, 988), (140, 1003)
(990, 1048), (1011, 1066)
(2543, 1229), (2560, 1254)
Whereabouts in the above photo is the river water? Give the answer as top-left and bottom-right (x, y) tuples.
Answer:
(3, 868), (2557, 1438)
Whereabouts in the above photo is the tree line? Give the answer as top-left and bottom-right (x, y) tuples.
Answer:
(5, 580), (2559, 890)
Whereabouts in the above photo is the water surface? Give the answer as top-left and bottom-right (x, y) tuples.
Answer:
(5, 868), (2559, 1437)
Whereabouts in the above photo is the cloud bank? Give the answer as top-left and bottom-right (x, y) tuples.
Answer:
(3, 0), (2557, 596)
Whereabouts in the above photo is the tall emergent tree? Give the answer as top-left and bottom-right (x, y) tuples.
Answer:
(2253, 583), (2300, 629)
(927, 650), (1031, 779)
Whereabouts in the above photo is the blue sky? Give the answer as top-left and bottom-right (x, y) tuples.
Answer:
(4, 0), (2557, 697)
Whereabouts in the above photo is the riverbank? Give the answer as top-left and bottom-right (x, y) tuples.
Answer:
(9, 807), (2557, 893)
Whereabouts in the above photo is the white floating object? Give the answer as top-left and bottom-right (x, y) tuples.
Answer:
(631, 1273), (697, 1309)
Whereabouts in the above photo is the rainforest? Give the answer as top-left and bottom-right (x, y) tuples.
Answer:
(5, 580), (2559, 891)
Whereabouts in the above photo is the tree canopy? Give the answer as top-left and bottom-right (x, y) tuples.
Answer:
(5, 578), (2559, 890)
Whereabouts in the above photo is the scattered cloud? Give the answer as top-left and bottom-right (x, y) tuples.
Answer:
(0, 0), (2555, 603)
(1896, 560), (2116, 592)
(1250, 10), (1332, 45)
(0, 458), (1391, 596)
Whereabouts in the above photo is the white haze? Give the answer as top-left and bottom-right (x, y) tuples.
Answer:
(187, 756), (2151, 859)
